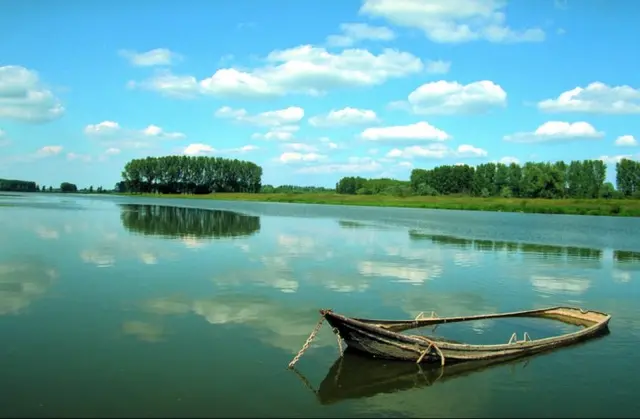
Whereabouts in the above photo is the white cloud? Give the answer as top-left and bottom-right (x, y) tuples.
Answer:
(360, 0), (545, 44)
(182, 143), (258, 156)
(326, 23), (396, 47)
(278, 152), (327, 164)
(504, 121), (604, 143)
(0, 66), (64, 123)
(97, 147), (122, 161)
(130, 45), (424, 98)
(386, 143), (487, 159)
(309, 107), (378, 127)
(36, 145), (63, 157)
(538, 82), (640, 114)
(281, 143), (318, 152)
(392, 80), (507, 115)
(66, 152), (92, 162)
(183, 143), (214, 156)
(361, 121), (451, 142)
(84, 121), (185, 149)
(215, 106), (304, 126)
(251, 125), (299, 141)
(296, 156), (383, 174)
(118, 48), (182, 67)
(425, 60), (451, 74)
(599, 154), (638, 165)
(615, 135), (638, 147)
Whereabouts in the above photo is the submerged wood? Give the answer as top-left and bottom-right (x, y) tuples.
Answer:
(320, 306), (611, 364)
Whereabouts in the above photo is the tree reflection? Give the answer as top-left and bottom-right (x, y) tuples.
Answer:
(409, 231), (604, 260)
(119, 204), (261, 239)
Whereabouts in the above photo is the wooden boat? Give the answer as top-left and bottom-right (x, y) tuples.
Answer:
(320, 306), (611, 365)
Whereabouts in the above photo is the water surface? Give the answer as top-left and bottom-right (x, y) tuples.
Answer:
(0, 193), (639, 418)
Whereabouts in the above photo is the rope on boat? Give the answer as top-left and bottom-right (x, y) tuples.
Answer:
(415, 337), (446, 366)
(287, 315), (345, 369)
(288, 316), (325, 369)
(332, 327), (344, 356)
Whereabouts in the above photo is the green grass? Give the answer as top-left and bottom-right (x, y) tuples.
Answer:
(116, 192), (640, 217)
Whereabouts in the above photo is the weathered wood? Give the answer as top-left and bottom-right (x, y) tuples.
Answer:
(319, 306), (611, 364)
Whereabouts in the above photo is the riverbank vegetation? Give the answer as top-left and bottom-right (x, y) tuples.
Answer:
(6, 156), (640, 216)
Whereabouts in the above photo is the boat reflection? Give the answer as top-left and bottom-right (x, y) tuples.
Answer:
(296, 333), (609, 406)
(119, 204), (261, 239)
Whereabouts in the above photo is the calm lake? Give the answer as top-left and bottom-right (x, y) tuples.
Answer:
(1, 193), (639, 418)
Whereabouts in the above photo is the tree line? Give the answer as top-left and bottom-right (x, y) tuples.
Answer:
(0, 178), (38, 192)
(336, 159), (640, 199)
(118, 155), (263, 194)
(0, 179), (80, 193)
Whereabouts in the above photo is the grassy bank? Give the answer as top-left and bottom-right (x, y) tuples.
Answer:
(116, 192), (640, 217)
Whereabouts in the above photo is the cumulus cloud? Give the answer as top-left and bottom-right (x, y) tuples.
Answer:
(215, 106), (304, 126)
(615, 135), (638, 147)
(361, 121), (451, 142)
(118, 48), (182, 67)
(296, 156), (383, 174)
(182, 143), (259, 156)
(129, 45), (424, 98)
(599, 154), (638, 164)
(84, 120), (186, 149)
(391, 80), (507, 115)
(538, 82), (640, 114)
(251, 125), (299, 141)
(309, 107), (378, 127)
(278, 152), (327, 164)
(326, 23), (395, 47)
(359, 0), (545, 44)
(281, 143), (318, 153)
(0, 66), (64, 123)
(503, 121), (604, 143)
(36, 145), (63, 157)
(386, 143), (487, 159)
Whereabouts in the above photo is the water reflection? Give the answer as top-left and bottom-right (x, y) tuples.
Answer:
(0, 261), (57, 315)
(300, 338), (609, 407)
(139, 295), (332, 353)
(614, 250), (640, 271)
(119, 204), (261, 239)
(409, 231), (603, 261)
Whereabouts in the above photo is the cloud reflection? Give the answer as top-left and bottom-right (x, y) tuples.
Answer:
(140, 295), (332, 353)
(358, 261), (442, 285)
(0, 262), (57, 315)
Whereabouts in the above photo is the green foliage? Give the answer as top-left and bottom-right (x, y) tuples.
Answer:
(0, 178), (38, 192)
(616, 159), (640, 197)
(260, 184), (334, 194)
(336, 177), (410, 195)
(60, 182), (78, 193)
(119, 155), (263, 194)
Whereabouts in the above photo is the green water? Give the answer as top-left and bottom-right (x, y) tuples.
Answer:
(1, 193), (639, 418)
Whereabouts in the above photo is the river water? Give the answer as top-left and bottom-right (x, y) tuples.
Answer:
(0, 193), (639, 418)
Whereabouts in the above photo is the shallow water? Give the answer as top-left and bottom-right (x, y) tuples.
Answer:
(0, 193), (639, 418)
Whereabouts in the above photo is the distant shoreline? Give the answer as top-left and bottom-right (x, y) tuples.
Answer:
(115, 192), (640, 217)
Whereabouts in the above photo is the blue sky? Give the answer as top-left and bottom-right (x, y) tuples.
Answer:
(1, 0), (639, 189)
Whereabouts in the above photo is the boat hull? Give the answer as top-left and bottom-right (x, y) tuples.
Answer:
(321, 307), (611, 364)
